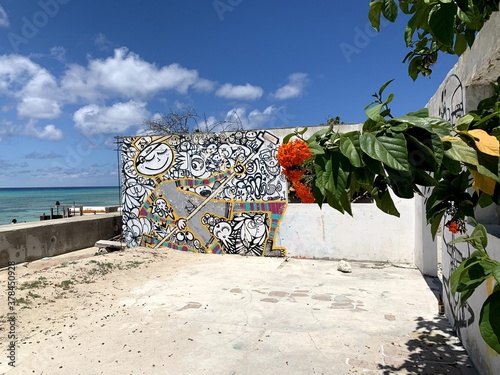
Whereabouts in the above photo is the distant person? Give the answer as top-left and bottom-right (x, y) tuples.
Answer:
(11, 219), (17, 224)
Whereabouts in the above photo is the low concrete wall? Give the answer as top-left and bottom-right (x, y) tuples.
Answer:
(278, 197), (416, 264)
(0, 213), (122, 268)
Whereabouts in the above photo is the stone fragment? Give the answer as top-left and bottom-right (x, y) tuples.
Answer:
(337, 260), (352, 273)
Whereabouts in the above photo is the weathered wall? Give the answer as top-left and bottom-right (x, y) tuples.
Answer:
(426, 10), (500, 375)
(278, 199), (416, 263)
(442, 228), (500, 375)
(121, 127), (419, 264)
(271, 126), (418, 264)
(0, 213), (122, 268)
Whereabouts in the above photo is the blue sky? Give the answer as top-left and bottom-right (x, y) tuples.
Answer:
(0, 0), (458, 188)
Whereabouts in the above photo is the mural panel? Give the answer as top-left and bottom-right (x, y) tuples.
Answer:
(121, 130), (287, 257)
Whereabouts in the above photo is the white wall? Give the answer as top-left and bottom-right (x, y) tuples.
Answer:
(425, 10), (500, 375)
(272, 125), (418, 264)
(442, 227), (500, 375)
(278, 198), (416, 263)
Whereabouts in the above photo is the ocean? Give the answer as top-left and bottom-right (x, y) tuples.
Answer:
(0, 186), (120, 226)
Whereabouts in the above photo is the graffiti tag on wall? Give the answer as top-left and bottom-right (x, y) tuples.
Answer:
(439, 74), (464, 125)
(437, 74), (474, 330)
(121, 130), (288, 257)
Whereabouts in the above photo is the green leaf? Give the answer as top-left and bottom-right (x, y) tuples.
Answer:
(408, 56), (422, 81)
(372, 188), (400, 217)
(382, 0), (398, 22)
(478, 192), (494, 208)
(390, 123), (409, 132)
(340, 133), (363, 168)
(378, 79), (395, 98)
(450, 223), (489, 251)
(454, 33), (468, 55)
(450, 251), (487, 294)
(369, 1), (383, 31)
(441, 155), (462, 174)
(307, 126), (332, 143)
(308, 140), (325, 155)
(366, 103), (384, 121)
(414, 168), (438, 186)
(471, 223), (489, 250)
(405, 131), (443, 171)
(394, 116), (452, 137)
(464, 27), (476, 46)
(480, 291), (500, 354)
(443, 136), (479, 166)
(360, 132), (410, 171)
(406, 108), (429, 118)
(455, 0), (471, 13)
(353, 167), (374, 186)
(363, 154), (385, 176)
(456, 113), (475, 131)
(282, 133), (295, 144)
(312, 184), (324, 209)
(430, 209), (446, 239)
(428, 3), (457, 47)
(493, 265), (500, 285)
(324, 153), (352, 215)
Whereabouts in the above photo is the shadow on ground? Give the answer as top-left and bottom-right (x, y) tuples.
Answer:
(377, 315), (477, 374)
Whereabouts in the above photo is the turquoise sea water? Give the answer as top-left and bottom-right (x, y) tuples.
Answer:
(0, 186), (120, 226)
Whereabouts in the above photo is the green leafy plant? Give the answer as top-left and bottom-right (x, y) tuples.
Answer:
(278, 79), (500, 353)
(369, 0), (500, 79)
(449, 221), (500, 354)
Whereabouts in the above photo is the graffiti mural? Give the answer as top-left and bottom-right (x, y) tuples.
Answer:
(121, 130), (288, 257)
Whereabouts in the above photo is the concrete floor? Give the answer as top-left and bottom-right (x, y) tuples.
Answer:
(2, 249), (477, 374)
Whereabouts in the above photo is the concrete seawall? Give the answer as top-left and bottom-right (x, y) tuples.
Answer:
(0, 213), (122, 268)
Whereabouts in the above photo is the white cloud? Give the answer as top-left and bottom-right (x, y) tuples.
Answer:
(73, 100), (150, 136)
(0, 54), (62, 118)
(0, 121), (16, 140)
(25, 151), (63, 159)
(0, 120), (63, 141)
(0, 49), (218, 127)
(0, 55), (43, 94)
(193, 78), (215, 93)
(17, 97), (62, 119)
(0, 6), (9, 28)
(61, 48), (215, 101)
(217, 105), (287, 130)
(24, 121), (63, 141)
(271, 73), (309, 100)
(94, 33), (115, 51)
(50, 46), (66, 62)
(215, 83), (263, 101)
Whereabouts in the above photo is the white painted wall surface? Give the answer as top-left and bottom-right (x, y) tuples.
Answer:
(424, 10), (500, 374)
(277, 197), (416, 263)
(442, 226), (500, 375)
(271, 125), (419, 265)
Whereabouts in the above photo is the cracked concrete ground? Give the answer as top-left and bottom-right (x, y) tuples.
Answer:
(0, 247), (477, 374)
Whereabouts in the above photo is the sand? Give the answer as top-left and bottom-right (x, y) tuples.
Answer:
(0, 247), (221, 374)
(0, 248), (477, 375)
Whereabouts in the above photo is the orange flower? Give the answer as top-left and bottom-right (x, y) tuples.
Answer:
(447, 222), (459, 234)
(277, 139), (312, 169)
(292, 180), (315, 203)
(283, 168), (305, 182)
